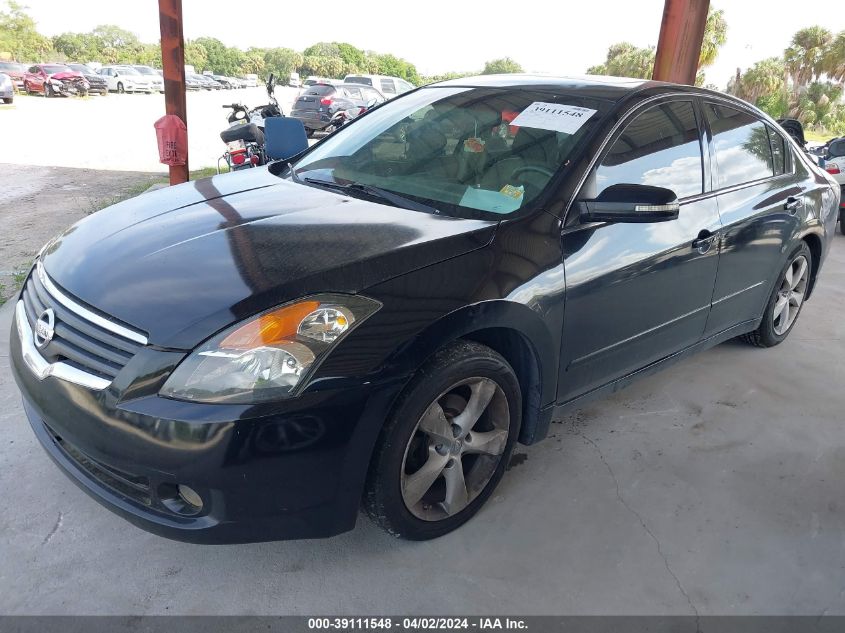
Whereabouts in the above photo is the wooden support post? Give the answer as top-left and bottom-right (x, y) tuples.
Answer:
(652, 0), (710, 85)
(158, 0), (189, 185)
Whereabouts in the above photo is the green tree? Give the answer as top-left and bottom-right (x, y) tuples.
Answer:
(784, 26), (833, 86)
(91, 24), (139, 50)
(263, 47), (303, 81)
(481, 57), (523, 75)
(822, 31), (845, 82)
(193, 37), (243, 75)
(184, 41), (208, 72)
(0, 1), (52, 61)
(699, 7), (727, 69)
(52, 32), (100, 61)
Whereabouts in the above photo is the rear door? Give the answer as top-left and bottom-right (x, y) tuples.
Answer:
(701, 101), (807, 335)
(558, 98), (722, 402)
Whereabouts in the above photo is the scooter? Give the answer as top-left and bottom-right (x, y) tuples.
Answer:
(218, 74), (285, 172)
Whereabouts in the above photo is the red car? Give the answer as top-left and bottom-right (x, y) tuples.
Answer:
(23, 63), (89, 97)
(0, 62), (25, 91)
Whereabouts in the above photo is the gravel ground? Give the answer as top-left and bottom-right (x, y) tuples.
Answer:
(0, 164), (160, 304)
(0, 86), (301, 173)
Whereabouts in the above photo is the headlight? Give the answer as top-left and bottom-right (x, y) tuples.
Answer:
(160, 294), (380, 403)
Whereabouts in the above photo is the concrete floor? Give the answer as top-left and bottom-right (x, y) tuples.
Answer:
(1, 238), (843, 616)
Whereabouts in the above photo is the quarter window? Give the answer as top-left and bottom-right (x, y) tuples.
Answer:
(767, 125), (786, 176)
(380, 78), (396, 94)
(704, 103), (774, 188)
(595, 101), (703, 199)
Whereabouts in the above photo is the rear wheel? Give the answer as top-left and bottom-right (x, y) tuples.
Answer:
(364, 340), (521, 540)
(2, 97), (12, 104)
(840, 214), (845, 235)
(117, 82), (125, 94)
(743, 242), (812, 348)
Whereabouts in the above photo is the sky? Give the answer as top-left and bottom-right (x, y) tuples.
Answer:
(17, 0), (845, 88)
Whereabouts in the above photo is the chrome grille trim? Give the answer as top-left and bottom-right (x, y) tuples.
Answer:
(36, 261), (148, 345)
(15, 301), (111, 391)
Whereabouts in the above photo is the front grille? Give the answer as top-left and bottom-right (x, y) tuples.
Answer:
(44, 422), (152, 506)
(21, 265), (146, 383)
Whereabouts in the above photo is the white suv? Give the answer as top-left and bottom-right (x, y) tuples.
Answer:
(98, 66), (153, 94)
(343, 74), (415, 98)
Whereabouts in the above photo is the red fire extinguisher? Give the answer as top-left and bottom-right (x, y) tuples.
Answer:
(154, 114), (187, 166)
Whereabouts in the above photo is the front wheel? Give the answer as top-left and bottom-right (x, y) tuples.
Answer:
(743, 242), (812, 348)
(364, 340), (522, 540)
(117, 82), (125, 94)
(839, 214), (845, 235)
(44, 83), (53, 98)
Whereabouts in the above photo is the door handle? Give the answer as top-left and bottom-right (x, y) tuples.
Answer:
(692, 230), (717, 254)
(784, 196), (804, 213)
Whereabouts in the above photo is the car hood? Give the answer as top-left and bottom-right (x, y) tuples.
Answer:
(40, 168), (496, 349)
(50, 71), (84, 80)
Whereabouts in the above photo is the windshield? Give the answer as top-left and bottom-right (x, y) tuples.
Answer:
(134, 66), (156, 74)
(117, 67), (140, 75)
(292, 86), (608, 219)
(68, 64), (90, 73)
(0, 62), (23, 72)
(43, 65), (70, 75)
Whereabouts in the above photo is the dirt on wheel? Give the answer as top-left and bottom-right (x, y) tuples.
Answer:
(0, 163), (159, 305)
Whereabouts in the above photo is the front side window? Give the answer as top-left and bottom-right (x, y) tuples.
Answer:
(594, 100), (703, 199)
(705, 103), (774, 188)
(292, 86), (608, 219)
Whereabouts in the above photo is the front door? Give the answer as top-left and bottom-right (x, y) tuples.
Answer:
(558, 98), (721, 403)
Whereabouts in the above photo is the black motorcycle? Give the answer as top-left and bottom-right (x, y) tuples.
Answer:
(218, 74), (285, 171)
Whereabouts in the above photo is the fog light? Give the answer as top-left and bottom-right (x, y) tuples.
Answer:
(178, 484), (203, 509)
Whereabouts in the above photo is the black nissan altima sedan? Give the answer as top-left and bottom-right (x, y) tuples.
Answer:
(10, 75), (840, 543)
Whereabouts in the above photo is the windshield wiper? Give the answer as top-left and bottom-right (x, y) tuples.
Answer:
(303, 177), (439, 215)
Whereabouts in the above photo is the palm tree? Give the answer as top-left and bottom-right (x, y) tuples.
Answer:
(740, 57), (786, 103)
(822, 31), (845, 82)
(784, 26), (833, 86)
(699, 8), (728, 69)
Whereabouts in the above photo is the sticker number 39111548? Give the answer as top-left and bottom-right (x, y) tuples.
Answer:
(509, 102), (597, 135)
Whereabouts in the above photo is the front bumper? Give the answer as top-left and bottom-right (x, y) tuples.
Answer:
(10, 303), (404, 543)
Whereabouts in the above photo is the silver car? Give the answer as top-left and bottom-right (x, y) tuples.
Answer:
(0, 73), (13, 104)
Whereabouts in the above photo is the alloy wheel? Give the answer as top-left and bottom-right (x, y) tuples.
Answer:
(400, 376), (510, 521)
(773, 255), (809, 336)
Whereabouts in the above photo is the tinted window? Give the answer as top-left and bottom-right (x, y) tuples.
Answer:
(767, 125), (786, 176)
(705, 103), (774, 188)
(829, 139), (845, 158)
(596, 101), (703, 199)
(304, 84), (335, 96)
(380, 78), (396, 94)
(346, 76), (373, 86)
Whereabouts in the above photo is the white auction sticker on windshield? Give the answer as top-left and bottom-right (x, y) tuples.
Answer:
(510, 102), (597, 134)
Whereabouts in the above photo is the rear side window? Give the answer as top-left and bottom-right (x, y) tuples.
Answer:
(767, 125), (787, 176)
(304, 85), (335, 96)
(704, 103), (774, 188)
(380, 78), (396, 94)
(595, 100), (703, 199)
(346, 76), (373, 86)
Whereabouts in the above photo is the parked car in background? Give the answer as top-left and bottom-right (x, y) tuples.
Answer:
(0, 72), (13, 103)
(132, 65), (165, 93)
(817, 137), (845, 234)
(343, 73), (415, 97)
(23, 64), (89, 97)
(185, 75), (202, 91)
(291, 82), (386, 136)
(66, 64), (108, 95)
(98, 65), (153, 94)
(302, 76), (339, 88)
(210, 75), (236, 89)
(0, 62), (25, 91)
(244, 74), (258, 87)
(288, 72), (301, 88)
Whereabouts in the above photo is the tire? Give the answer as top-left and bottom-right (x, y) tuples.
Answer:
(117, 82), (124, 94)
(44, 83), (53, 98)
(23, 82), (32, 95)
(839, 214), (845, 236)
(742, 242), (812, 348)
(2, 97), (11, 104)
(364, 340), (522, 540)
(305, 128), (316, 138)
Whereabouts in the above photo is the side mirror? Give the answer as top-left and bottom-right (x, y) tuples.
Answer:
(366, 98), (377, 109)
(576, 184), (679, 224)
(264, 116), (309, 161)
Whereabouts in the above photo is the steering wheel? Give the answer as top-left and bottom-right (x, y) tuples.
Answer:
(511, 165), (555, 181)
